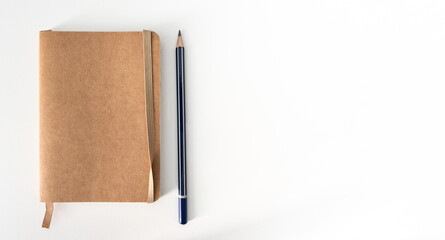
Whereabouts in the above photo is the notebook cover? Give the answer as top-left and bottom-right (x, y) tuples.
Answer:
(39, 30), (160, 202)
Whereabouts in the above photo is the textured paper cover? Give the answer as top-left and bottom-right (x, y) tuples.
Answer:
(39, 31), (160, 202)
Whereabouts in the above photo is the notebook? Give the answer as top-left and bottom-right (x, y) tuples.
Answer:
(39, 30), (161, 228)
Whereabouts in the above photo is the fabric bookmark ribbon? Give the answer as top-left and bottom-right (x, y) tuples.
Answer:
(42, 202), (54, 228)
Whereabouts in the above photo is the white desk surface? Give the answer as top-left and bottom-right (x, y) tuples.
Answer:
(1, 0), (445, 239)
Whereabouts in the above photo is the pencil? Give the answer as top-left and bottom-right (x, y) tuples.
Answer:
(176, 30), (187, 225)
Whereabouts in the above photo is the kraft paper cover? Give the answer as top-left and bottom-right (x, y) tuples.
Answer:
(39, 30), (160, 203)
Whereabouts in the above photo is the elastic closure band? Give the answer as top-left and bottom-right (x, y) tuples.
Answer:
(143, 30), (155, 203)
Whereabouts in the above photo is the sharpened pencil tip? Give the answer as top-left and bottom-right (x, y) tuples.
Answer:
(177, 31), (184, 47)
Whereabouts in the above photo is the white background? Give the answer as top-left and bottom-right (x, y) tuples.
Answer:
(1, 0), (445, 239)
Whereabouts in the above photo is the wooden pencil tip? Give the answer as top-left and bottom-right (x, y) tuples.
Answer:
(177, 30), (184, 47)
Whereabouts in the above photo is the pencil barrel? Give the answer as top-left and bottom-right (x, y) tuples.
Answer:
(176, 46), (187, 224)
(176, 47), (187, 197)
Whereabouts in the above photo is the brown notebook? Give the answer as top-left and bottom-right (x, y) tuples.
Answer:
(39, 30), (161, 228)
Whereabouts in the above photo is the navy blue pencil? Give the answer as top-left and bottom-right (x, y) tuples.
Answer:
(176, 30), (187, 225)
